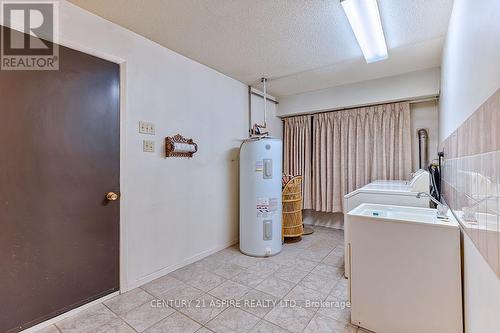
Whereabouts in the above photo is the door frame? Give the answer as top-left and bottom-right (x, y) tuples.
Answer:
(55, 38), (130, 292)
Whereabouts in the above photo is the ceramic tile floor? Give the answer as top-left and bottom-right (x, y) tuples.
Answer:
(36, 226), (370, 333)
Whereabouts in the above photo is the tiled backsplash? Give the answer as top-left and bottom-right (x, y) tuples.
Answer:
(441, 89), (500, 277)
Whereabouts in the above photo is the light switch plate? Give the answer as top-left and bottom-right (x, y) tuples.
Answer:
(143, 140), (155, 152)
(139, 121), (155, 135)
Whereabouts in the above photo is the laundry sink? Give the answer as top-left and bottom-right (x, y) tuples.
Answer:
(345, 203), (462, 333)
(349, 203), (457, 227)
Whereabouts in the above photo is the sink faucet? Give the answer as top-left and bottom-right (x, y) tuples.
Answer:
(416, 192), (449, 219)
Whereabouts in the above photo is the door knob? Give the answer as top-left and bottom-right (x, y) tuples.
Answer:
(106, 192), (119, 201)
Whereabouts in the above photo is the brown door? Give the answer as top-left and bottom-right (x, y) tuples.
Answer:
(0, 27), (120, 332)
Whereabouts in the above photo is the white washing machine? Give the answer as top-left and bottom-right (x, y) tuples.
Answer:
(343, 170), (431, 277)
(367, 169), (428, 186)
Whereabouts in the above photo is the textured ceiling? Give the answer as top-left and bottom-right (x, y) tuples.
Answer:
(67, 0), (453, 96)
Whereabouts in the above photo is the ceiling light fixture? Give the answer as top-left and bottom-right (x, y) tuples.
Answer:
(341, 0), (388, 63)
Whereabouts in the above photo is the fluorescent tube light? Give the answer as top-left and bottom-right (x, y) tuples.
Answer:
(341, 0), (388, 63)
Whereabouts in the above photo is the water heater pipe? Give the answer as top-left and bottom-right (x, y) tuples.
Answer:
(251, 77), (269, 136)
(262, 77), (267, 128)
(418, 129), (429, 169)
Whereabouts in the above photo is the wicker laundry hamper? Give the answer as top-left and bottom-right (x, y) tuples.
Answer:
(282, 176), (304, 238)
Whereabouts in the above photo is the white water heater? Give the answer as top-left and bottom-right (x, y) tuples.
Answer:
(239, 137), (282, 257)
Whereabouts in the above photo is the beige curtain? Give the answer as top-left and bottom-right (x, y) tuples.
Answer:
(312, 102), (412, 213)
(283, 115), (313, 209)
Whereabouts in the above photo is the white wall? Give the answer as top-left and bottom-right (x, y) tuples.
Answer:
(410, 101), (439, 171)
(278, 68), (440, 117)
(439, 0), (500, 142)
(463, 233), (500, 333)
(439, 0), (500, 332)
(51, 1), (249, 291)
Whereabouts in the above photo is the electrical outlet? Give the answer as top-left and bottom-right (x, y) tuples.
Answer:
(139, 121), (155, 135)
(143, 140), (155, 152)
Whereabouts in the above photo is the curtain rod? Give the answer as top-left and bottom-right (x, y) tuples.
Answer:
(278, 95), (439, 119)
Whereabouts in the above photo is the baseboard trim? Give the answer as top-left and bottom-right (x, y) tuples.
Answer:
(20, 291), (119, 333)
(124, 238), (240, 291)
(302, 210), (344, 230)
(304, 221), (344, 230)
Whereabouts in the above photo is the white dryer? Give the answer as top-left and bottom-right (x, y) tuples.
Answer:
(368, 169), (427, 186)
(344, 169), (430, 213)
